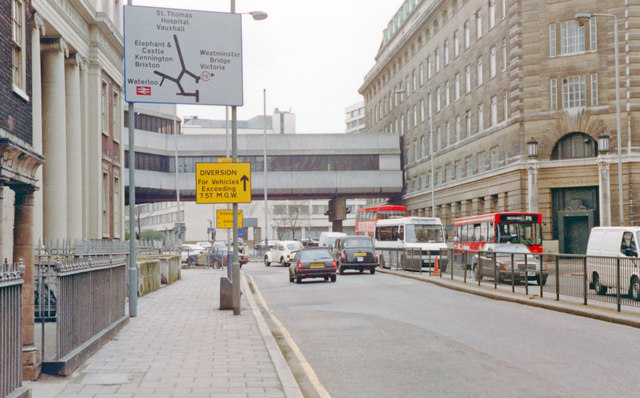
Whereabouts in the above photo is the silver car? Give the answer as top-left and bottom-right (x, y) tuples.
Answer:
(472, 243), (548, 285)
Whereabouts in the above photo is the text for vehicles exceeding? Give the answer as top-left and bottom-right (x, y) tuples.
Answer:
(196, 163), (251, 204)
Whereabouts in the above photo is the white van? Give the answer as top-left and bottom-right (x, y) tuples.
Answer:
(586, 227), (640, 300)
(318, 232), (347, 248)
(374, 217), (448, 270)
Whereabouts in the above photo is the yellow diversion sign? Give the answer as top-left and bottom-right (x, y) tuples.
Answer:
(196, 162), (251, 203)
(217, 210), (243, 229)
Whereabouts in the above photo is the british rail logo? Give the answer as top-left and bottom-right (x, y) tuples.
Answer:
(136, 86), (151, 95)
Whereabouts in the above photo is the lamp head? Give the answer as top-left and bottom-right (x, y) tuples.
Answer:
(249, 11), (268, 20)
(575, 12), (592, 26)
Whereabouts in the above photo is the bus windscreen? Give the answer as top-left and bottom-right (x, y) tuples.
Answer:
(405, 224), (445, 243)
(496, 222), (542, 245)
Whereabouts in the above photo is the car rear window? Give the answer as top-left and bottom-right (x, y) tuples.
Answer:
(343, 238), (373, 248)
(299, 249), (332, 262)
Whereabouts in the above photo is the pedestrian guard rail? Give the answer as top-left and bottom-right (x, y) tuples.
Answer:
(1, 260), (25, 398)
(381, 246), (640, 312)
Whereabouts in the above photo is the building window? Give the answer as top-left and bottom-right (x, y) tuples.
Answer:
(503, 91), (509, 120)
(477, 103), (484, 132)
(446, 122), (451, 147)
(591, 73), (598, 106)
(427, 56), (433, 80)
(464, 21), (470, 49)
(489, 0), (496, 29)
(428, 93), (433, 118)
(102, 169), (110, 237)
(112, 90), (121, 142)
(419, 63), (425, 86)
(455, 116), (461, 142)
(413, 105), (418, 126)
(420, 136), (425, 158)
(476, 58), (483, 86)
(420, 99), (425, 122)
(436, 87), (441, 112)
(435, 48), (440, 72)
(12, 0), (26, 94)
(465, 65), (471, 93)
(455, 159), (463, 180)
(550, 78), (558, 110)
(113, 174), (121, 238)
(445, 80), (450, 107)
(101, 81), (109, 134)
(476, 11), (482, 40)
(490, 47), (496, 78)
(562, 75), (586, 108)
(436, 127), (441, 151)
(560, 21), (585, 55)
(478, 151), (487, 172)
(502, 39), (507, 71)
(455, 73), (460, 101)
(465, 110), (471, 137)
(444, 40), (450, 65)
(454, 30), (460, 57)
(466, 155), (475, 176)
(412, 69), (417, 90)
(491, 96), (498, 126)
(502, 0), (506, 19)
(590, 18), (597, 51)
(549, 24), (557, 56)
(551, 132), (597, 160)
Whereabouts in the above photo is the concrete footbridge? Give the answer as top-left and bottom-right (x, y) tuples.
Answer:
(124, 130), (403, 205)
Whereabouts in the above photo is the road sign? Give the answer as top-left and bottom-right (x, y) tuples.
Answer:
(196, 162), (251, 203)
(217, 210), (243, 229)
(124, 6), (243, 105)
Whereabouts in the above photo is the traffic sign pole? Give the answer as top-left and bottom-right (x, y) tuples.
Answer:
(231, 105), (241, 315)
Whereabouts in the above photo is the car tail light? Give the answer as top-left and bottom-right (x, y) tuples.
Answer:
(340, 253), (346, 260)
(500, 264), (507, 270)
(332, 261), (337, 267)
(297, 262), (302, 268)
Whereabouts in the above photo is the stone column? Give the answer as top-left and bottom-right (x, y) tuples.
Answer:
(598, 154), (612, 226)
(498, 192), (508, 212)
(65, 54), (83, 239)
(461, 200), (469, 217)
(526, 160), (539, 212)
(14, 187), (39, 380)
(32, 14), (45, 243)
(472, 198), (480, 215)
(41, 39), (69, 240)
(484, 195), (493, 214)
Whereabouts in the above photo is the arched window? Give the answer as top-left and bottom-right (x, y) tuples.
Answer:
(551, 132), (597, 160)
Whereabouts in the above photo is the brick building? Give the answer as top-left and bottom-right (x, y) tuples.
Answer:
(360, 0), (640, 254)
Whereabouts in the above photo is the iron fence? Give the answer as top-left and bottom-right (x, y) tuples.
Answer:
(1, 260), (24, 398)
(35, 240), (128, 370)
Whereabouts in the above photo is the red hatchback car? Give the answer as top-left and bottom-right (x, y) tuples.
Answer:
(289, 248), (337, 284)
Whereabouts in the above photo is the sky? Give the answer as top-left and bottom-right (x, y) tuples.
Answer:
(130, 0), (402, 133)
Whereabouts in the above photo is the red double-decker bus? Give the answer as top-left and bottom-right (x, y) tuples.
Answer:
(355, 204), (407, 238)
(453, 212), (543, 254)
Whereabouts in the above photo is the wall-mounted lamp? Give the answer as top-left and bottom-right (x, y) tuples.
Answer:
(527, 137), (538, 159)
(598, 133), (610, 154)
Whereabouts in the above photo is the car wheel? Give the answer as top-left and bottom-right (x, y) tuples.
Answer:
(370, 267), (376, 275)
(296, 276), (302, 284)
(330, 274), (336, 282)
(593, 273), (607, 295)
(280, 257), (285, 266)
(339, 263), (344, 275)
(188, 257), (196, 267)
(537, 275), (547, 286)
(472, 264), (482, 281)
(289, 272), (294, 283)
(324, 276), (329, 281)
(264, 256), (270, 267)
(359, 268), (364, 274)
(630, 277), (640, 301)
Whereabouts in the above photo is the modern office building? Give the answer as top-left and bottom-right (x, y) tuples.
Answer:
(345, 101), (366, 134)
(360, 0), (640, 253)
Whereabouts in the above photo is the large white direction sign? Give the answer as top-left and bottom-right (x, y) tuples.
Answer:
(124, 6), (243, 105)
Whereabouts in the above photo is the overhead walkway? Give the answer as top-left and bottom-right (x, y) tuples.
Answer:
(124, 130), (403, 204)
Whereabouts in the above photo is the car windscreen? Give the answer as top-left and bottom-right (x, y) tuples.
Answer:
(299, 249), (332, 262)
(492, 244), (532, 254)
(343, 238), (373, 248)
(405, 224), (445, 243)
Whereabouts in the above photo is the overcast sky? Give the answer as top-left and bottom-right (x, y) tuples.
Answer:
(130, 0), (402, 133)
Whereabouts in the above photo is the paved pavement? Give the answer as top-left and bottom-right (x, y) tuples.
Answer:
(24, 267), (303, 398)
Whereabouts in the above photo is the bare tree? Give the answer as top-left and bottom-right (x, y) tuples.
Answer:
(272, 200), (307, 240)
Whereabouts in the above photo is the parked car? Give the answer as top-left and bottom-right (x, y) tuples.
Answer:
(471, 243), (547, 285)
(196, 241), (212, 249)
(586, 227), (640, 299)
(181, 244), (204, 265)
(332, 235), (378, 274)
(289, 247), (337, 283)
(264, 240), (302, 267)
(197, 246), (249, 268)
(255, 240), (277, 251)
(318, 232), (347, 248)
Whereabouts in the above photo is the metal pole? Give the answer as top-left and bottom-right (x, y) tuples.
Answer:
(263, 89), (268, 252)
(174, 105), (181, 246)
(230, 0), (241, 315)
(613, 16), (624, 225)
(128, 102), (137, 316)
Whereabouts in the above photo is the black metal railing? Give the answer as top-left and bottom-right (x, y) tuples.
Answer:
(1, 260), (24, 397)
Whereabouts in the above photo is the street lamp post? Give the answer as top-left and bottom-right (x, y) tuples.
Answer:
(263, 88), (268, 254)
(576, 12), (624, 224)
(396, 89), (435, 217)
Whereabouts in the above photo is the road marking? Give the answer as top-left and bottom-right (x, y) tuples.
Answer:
(247, 273), (332, 398)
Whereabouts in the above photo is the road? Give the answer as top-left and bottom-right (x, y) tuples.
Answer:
(244, 261), (640, 398)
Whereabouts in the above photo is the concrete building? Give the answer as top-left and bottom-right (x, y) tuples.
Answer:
(345, 101), (366, 134)
(126, 109), (368, 244)
(360, 0), (640, 253)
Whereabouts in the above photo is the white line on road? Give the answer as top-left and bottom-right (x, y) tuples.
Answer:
(246, 273), (332, 398)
